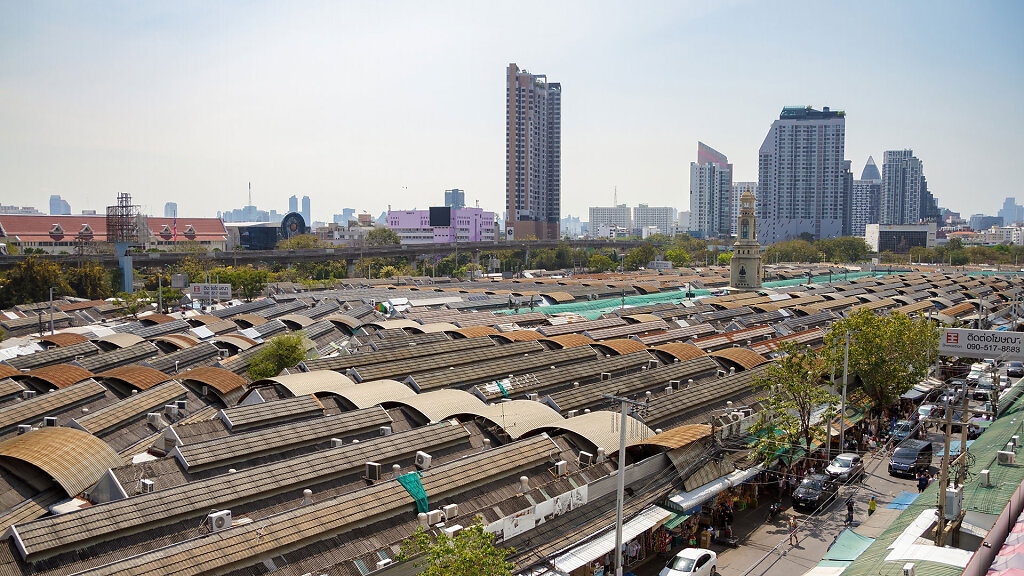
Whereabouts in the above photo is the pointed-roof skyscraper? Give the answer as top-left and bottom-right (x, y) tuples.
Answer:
(861, 156), (881, 181)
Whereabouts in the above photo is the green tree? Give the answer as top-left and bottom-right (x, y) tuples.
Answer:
(622, 244), (656, 271)
(748, 342), (838, 467)
(763, 240), (819, 263)
(65, 262), (113, 300)
(821, 309), (939, 414)
(366, 227), (401, 246)
(248, 332), (308, 380)
(376, 265), (400, 279)
(717, 252), (733, 266)
(276, 234), (324, 250)
(398, 521), (514, 576)
(113, 291), (153, 320)
(664, 248), (691, 268)
(815, 237), (871, 263)
(587, 254), (616, 273)
(224, 266), (268, 302)
(0, 256), (71, 308)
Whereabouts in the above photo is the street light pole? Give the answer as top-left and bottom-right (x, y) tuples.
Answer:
(601, 393), (647, 576)
(840, 332), (850, 448)
(48, 287), (55, 335)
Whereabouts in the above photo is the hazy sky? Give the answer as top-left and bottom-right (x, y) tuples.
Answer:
(1, 1), (1022, 221)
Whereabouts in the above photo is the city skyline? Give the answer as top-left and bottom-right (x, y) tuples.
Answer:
(1, 1), (1021, 221)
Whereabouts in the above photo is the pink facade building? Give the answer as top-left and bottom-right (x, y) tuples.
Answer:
(386, 207), (497, 244)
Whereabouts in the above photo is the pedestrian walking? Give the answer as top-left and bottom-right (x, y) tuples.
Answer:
(845, 498), (855, 526)
(868, 496), (877, 516)
(917, 471), (929, 493)
(788, 516), (799, 546)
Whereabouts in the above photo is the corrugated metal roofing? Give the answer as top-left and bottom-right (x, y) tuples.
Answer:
(250, 370), (355, 398)
(34, 333), (88, 348)
(707, 347), (771, 371)
(330, 379), (417, 409)
(172, 406), (392, 471)
(639, 324), (716, 346)
(179, 366), (246, 405)
(0, 426), (122, 497)
(591, 338), (649, 356)
(15, 364), (94, 390)
(352, 340), (545, 383)
(219, 394), (324, 430)
(645, 365), (771, 426)
(148, 333), (200, 350)
(544, 334), (596, 349)
(0, 379), (107, 433)
(143, 341), (221, 373)
(631, 424), (711, 449)
(71, 380), (187, 435)
(302, 336), (493, 373)
(74, 341), (160, 373)
(392, 389), (486, 422)
(474, 350), (655, 402)
(447, 326), (499, 339)
(651, 343), (708, 363)
(4, 340), (99, 370)
(94, 333), (145, 349)
(409, 345), (599, 391)
(524, 410), (653, 455)
(94, 365), (171, 391)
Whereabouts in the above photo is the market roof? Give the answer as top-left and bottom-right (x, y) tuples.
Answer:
(323, 314), (365, 332)
(446, 326), (499, 339)
(276, 313), (315, 330)
(590, 338), (648, 356)
(249, 370), (356, 398)
(35, 333), (88, 348)
(94, 365), (171, 391)
(519, 410), (653, 455)
(0, 426), (122, 496)
(179, 366), (246, 406)
(391, 389), (486, 422)
(651, 342), (708, 364)
(708, 347), (771, 371)
(492, 329), (546, 343)
(543, 334), (596, 349)
(13, 364), (94, 390)
(148, 333), (200, 350)
(630, 424), (711, 449)
(93, 333), (145, 349)
(329, 379), (416, 409)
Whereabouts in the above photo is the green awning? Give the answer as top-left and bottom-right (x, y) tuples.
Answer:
(397, 472), (428, 513)
(662, 512), (692, 530)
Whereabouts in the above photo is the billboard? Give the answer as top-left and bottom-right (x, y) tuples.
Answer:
(429, 206), (451, 227)
(939, 328), (1024, 361)
(189, 283), (233, 302)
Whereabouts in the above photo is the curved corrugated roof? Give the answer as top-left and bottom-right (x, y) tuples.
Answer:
(330, 379), (416, 409)
(95, 365), (171, 391)
(391, 389), (486, 422)
(0, 427), (122, 496)
(493, 330), (546, 343)
(184, 314), (221, 326)
(651, 343), (708, 364)
(630, 424), (711, 449)
(0, 365), (19, 380)
(230, 313), (267, 328)
(362, 319), (420, 331)
(94, 333), (144, 349)
(148, 334), (200, 350)
(180, 366), (246, 396)
(211, 334), (259, 351)
(473, 400), (564, 439)
(14, 364), (93, 390)
(35, 333), (89, 348)
(543, 334), (595, 349)
(250, 370), (355, 397)
(544, 291), (575, 303)
(323, 314), (365, 332)
(623, 313), (662, 324)
(409, 322), (459, 334)
(519, 410), (654, 455)
(708, 348), (771, 371)
(138, 313), (176, 325)
(447, 326), (499, 339)
(277, 314), (315, 330)
(591, 338), (648, 356)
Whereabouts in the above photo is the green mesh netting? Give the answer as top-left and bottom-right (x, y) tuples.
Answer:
(397, 472), (428, 513)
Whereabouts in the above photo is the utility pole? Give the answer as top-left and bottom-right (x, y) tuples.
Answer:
(601, 393), (647, 576)
(48, 286), (55, 335)
(840, 331), (851, 448)
(934, 395), (955, 545)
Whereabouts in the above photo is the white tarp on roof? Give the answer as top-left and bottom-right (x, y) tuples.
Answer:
(668, 466), (762, 512)
(551, 505), (670, 573)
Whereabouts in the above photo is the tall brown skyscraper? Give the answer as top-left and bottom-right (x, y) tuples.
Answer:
(506, 63), (561, 241)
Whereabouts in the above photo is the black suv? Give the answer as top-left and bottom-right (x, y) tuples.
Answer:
(888, 439), (933, 477)
(791, 474), (839, 511)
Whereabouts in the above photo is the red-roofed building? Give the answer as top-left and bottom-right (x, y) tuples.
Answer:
(0, 214), (228, 254)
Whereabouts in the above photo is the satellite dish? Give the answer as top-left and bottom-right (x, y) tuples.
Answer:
(281, 212), (306, 239)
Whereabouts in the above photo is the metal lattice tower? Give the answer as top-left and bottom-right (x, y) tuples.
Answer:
(105, 192), (140, 245)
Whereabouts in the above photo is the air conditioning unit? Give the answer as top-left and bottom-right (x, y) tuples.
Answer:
(555, 460), (567, 476)
(16, 424), (31, 435)
(175, 400), (188, 412)
(207, 510), (232, 532)
(527, 393), (539, 401)
(578, 451), (594, 466)
(415, 451), (432, 470)
(717, 370), (727, 378)
(331, 438), (344, 448)
(730, 412), (744, 422)
(427, 509), (443, 525)
(164, 404), (178, 418)
(379, 426), (392, 436)
(146, 413), (161, 426)
(999, 451), (1015, 465)
(944, 486), (963, 520)
(443, 524), (463, 538)
(376, 559), (393, 569)
(365, 462), (382, 481)
(903, 563), (916, 576)
(442, 504), (459, 521)
(670, 380), (681, 390)
(140, 479), (155, 493)
(647, 360), (658, 370)
(566, 409), (578, 418)
(42, 417), (57, 427)
(1013, 435), (1021, 450)
(980, 469), (991, 487)
(601, 372), (611, 381)
(21, 390), (36, 400)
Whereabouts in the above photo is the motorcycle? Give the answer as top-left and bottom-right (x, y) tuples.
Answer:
(768, 501), (784, 521)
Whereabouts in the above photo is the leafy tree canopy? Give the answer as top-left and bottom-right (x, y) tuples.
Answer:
(0, 257), (71, 308)
(248, 332), (308, 380)
(276, 234), (325, 250)
(398, 521), (514, 576)
(588, 254), (616, 273)
(366, 227), (401, 246)
(65, 262), (113, 301)
(113, 291), (153, 320)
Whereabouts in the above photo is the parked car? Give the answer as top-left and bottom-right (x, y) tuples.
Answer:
(660, 548), (717, 576)
(918, 404), (938, 421)
(889, 439), (934, 477)
(792, 474), (839, 511)
(825, 453), (864, 482)
(1006, 361), (1024, 378)
(972, 380), (996, 401)
(892, 420), (916, 441)
(939, 386), (965, 406)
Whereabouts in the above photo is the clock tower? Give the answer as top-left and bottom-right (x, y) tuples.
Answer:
(730, 187), (762, 291)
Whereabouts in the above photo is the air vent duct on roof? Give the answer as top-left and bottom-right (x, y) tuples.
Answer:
(140, 479), (155, 493)
(42, 417), (57, 427)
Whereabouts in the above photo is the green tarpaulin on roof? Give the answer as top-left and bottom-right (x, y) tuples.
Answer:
(662, 512), (691, 530)
(397, 472), (428, 514)
(822, 528), (875, 562)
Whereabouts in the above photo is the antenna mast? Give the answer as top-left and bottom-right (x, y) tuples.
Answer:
(248, 182), (252, 207)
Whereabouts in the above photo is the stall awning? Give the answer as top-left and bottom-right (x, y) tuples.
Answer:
(661, 511), (691, 530)
(667, 466), (762, 513)
(552, 506), (670, 573)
